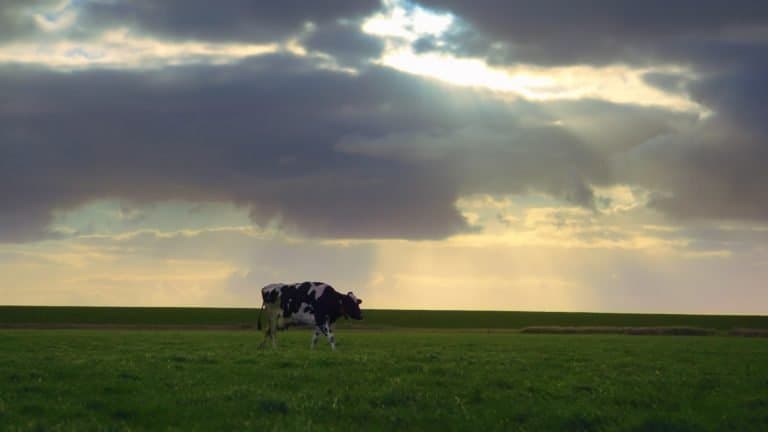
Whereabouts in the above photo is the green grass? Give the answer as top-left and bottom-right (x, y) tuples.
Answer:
(1, 330), (767, 431)
(2, 306), (767, 330)
(352, 310), (768, 331)
(0, 306), (258, 327)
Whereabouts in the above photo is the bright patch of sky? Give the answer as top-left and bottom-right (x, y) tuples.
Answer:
(451, 192), (708, 255)
(362, 0), (703, 112)
(0, 29), (280, 69)
(362, 0), (453, 40)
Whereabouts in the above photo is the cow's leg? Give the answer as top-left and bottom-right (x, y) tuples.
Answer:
(312, 322), (336, 351)
(310, 327), (321, 349)
(269, 311), (279, 348)
(258, 328), (269, 349)
(323, 322), (336, 351)
(258, 317), (272, 350)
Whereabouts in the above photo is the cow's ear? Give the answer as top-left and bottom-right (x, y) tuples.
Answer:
(357, 299), (362, 305)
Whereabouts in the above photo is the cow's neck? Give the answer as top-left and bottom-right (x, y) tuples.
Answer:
(334, 297), (348, 321)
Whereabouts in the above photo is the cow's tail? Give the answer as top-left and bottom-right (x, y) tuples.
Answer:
(257, 301), (266, 330)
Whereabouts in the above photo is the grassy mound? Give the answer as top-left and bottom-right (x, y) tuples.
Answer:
(520, 326), (717, 336)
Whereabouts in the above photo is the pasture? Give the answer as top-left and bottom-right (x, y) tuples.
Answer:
(2, 329), (768, 431)
(2, 306), (768, 330)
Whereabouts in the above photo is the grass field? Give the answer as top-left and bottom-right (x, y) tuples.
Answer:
(1, 329), (768, 431)
(3, 306), (768, 331)
(1, 307), (767, 430)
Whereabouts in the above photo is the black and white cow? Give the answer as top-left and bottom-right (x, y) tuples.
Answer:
(257, 281), (363, 350)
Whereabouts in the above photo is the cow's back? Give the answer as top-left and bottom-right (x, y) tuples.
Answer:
(261, 281), (339, 326)
(279, 282), (318, 325)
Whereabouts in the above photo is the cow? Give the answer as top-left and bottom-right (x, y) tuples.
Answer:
(257, 281), (363, 350)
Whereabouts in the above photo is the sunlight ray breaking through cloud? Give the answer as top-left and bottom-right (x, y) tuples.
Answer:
(362, 0), (702, 112)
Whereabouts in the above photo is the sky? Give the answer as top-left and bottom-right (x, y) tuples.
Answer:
(1, 0), (767, 313)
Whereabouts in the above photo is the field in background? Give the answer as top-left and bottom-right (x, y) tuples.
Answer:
(2, 330), (768, 431)
(2, 306), (768, 331)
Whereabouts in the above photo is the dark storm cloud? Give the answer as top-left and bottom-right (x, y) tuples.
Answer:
(1, 54), (622, 242)
(302, 22), (385, 67)
(690, 61), (768, 132)
(74, 0), (382, 43)
(544, 100), (697, 154)
(0, 0), (386, 66)
(642, 72), (690, 95)
(619, 58), (768, 222)
(412, 0), (768, 224)
(623, 117), (768, 222)
(415, 0), (768, 66)
(337, 122), (610, 208)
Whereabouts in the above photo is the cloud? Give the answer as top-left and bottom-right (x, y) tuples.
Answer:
(623, 117), (768, 222)
(0, 221), (378, 306)
(73, 0), (383, 43)
(0, 55), (481, 242)
(0, 1), (386, 71)
(414, 0), (768, 67)
(301, 21), (385, 67)
(642, 71), (690, 95)
(4, 48), (759, 243)
(3, 1), (768, 244)
(337, 123), (607, 207)
(0, 0), (64, 42)
(403, 1), (768, 225)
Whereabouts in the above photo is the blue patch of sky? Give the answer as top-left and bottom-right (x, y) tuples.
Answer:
(51, 200), (252, 236)
(39, 0), (79, 22)
(65, 47), (100, 60)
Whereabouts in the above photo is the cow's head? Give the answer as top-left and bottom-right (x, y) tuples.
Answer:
(342, 292), (363, 320)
